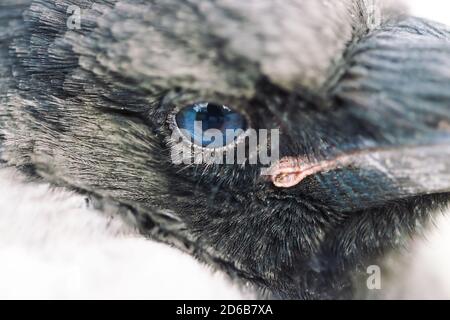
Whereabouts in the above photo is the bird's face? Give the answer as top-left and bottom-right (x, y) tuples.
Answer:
(2, 0), (450, 298)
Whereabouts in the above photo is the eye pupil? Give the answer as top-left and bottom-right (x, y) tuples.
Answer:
(175, 102), (247, 148)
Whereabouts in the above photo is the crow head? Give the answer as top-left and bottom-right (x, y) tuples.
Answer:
(1, 0), (450, 299)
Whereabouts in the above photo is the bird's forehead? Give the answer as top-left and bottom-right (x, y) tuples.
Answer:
(81, 0), (401, 97)
(199, 0), (383, 91)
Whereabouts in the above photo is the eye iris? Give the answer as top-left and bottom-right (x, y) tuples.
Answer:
(175, 102), (247, 148)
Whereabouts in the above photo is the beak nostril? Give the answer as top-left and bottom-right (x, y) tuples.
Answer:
(268, 156), (352, 188)
(272, 171), (304, 188)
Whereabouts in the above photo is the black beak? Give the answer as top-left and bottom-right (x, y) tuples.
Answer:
(268, 17), (450, 212)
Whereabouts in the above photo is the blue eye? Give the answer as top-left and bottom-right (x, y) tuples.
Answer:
(175, 102), (248, 148)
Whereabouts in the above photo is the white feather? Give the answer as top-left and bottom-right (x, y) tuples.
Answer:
(0, 168), (252, 299)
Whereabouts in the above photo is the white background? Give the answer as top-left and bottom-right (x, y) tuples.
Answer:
(409, 0), (450, 25)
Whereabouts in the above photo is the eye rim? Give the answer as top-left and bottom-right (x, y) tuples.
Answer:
(168, 101), (251, 152)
